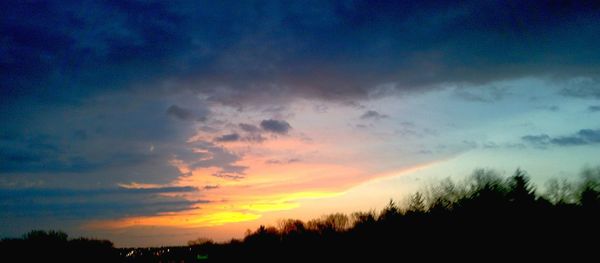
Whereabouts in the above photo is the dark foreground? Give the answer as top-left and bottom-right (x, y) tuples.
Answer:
(2, 169), (599, 262)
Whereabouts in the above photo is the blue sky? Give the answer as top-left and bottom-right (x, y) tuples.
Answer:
(1, 0), (600, 246)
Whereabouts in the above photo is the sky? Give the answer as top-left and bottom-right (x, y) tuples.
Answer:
(1, 0), (600, 247)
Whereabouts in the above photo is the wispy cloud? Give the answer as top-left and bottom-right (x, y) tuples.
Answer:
(203, 184), (220, 190)
(453, 86), (509, 103)
(522, 129), (600, 147)
(260, 119), (292, 134)
(588, 105), (600, 112)
(214, 133), (241, 142)
(166, 105), (209, 122)
(360, 110), (388, 120)
(265, 158), (301, 165)
(559, 77), (600, 99)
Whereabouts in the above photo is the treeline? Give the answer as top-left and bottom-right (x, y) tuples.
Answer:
(2, 167), (599, 262)
(0, 230), (119, 262)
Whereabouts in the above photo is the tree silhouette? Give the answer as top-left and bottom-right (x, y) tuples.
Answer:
(507, 168), (536, 205)
(407, 192), (426, 213)
(378, 199), (401, 222)
(579, 167), (600, 209)
(188, 237), (214, 246)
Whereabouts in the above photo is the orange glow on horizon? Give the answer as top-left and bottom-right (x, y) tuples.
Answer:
(85, 190), (341, 229)
(85, 123), (448, 233)
(83, 160), (441, 231)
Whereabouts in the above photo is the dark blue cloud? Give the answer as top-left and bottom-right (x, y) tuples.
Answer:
(577, 129), (600, 143)
(0, 186), (198, 199)
(588, 105), (600, 112)
(236, 123), (267, 142)
(0, 132), (95, 173)
(0, 92), (224, 188)
(0, 102), (186, 183)
(360, 110), (388, 120)
(559, 77), (600, 99)
(522, 129), (600, 147)
(537, 105), (560, 112)
(202, 184), (219, 190)
(454, 86), (509, 103)
(239, 123), (261, 133)
(214, 133), (241, 142)
(1, 0), (192, 105)
(2, 0), (600, 108)
(550, 136), (587, 146)
(0, 186), (202, 219)
(260, 119), (292, 134)
(521, 134), (550, 145)
(166, 105), (209, 121)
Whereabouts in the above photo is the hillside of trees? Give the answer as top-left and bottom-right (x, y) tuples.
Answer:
(2, 167), (599, 262)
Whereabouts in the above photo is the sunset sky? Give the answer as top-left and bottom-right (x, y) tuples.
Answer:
(2, 1), (600, 247)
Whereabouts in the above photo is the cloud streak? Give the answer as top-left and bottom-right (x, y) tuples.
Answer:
(214, 133), (241, 142)
(360, 110), (388, 120)
(0, 186), (202, 219)
(588, 105), (600, 112)
(166, 105), (208, 122)
(522, 129), (600, 147)
(260, 119), (292, 134)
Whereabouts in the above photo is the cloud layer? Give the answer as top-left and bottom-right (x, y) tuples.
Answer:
(3, 0), (600, 109)
(0, 186), (201, 219)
